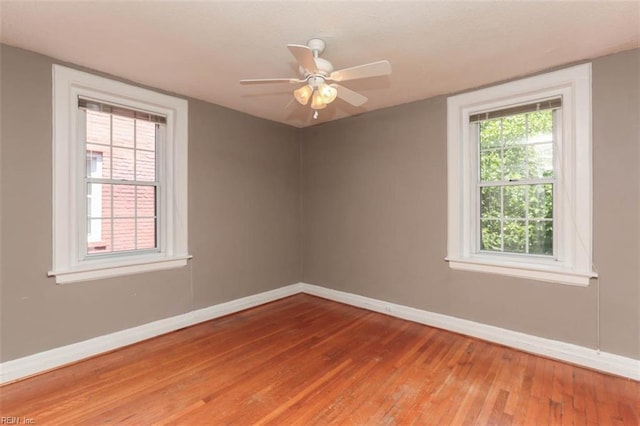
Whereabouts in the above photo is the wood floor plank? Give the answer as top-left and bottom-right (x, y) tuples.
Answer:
(1, 294), (638, 425)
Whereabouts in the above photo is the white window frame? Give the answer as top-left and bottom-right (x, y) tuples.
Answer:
(446, 63), (596, 286)
(50, 65), (190, 284)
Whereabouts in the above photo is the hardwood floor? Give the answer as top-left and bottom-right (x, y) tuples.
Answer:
(1, 294), (638, 425)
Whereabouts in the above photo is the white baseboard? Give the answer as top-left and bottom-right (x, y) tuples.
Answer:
(2, 281), (638, 384)
(299, 283), (640, 381)
(0, 283), (303, 384)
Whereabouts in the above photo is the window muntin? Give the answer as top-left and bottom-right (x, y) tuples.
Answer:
(475, 105), (558, 257)
(81, 103), (160, 256)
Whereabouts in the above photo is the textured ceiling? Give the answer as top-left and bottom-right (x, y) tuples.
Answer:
(1, 1), (639, 128)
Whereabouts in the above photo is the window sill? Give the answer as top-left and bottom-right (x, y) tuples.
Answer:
(445, 256), (597, 286)
(48, 254), (192, 284)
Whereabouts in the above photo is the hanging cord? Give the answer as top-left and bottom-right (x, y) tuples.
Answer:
(551, 107), (599, 352)
(176, 186), (194, 311)
(188, 246), (194, 311)
(556, 166), (599, 353)
(594, 267), (600, 353)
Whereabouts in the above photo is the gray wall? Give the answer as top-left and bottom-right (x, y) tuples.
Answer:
(0, 45), (301, 362)
(591, 49), (640, 359)
(1, 44), (638, 363)
(301, 49), (640, 359)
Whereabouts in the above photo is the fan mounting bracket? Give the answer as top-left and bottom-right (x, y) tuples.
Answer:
(307, 38), (326, 56)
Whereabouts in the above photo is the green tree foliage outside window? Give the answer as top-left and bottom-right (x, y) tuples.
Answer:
(478, 109), (555, 256)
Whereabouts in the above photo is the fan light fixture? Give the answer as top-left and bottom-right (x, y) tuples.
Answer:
(240, 38), (392, 121)
(319, 83), (337, 104)
(311, 90), (327, 110)
(293, 85), (313, 105)
(296, 80), (337, 110)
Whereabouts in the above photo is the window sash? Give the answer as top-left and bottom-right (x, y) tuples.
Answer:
(476, 184), (554, 256)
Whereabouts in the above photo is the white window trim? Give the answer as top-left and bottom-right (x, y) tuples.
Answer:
(446, 63), (597, 286)
(50, 65), (190, 284)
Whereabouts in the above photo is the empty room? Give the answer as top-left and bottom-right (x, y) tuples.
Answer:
(1, 1), (639, 424)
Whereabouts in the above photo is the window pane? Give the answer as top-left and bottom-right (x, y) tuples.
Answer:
(136, 150), (156, 181)
(112, 147), (135, 180)
(87, 182), (109, 252)
(86, 111), (110, 145)
(87, 218), (109, 254)
(87, 183), (109, 218)
(503, 220), (526, 253)
(529, 184), (553, 219)
(480, 186), (501, 219)
(101, 183), (112, 216)
(86, 145), (111, 179)
(529, 220), (553, 255)
(527, 110), (553, 143)
(136, 120), (156, 151)
(113, 219), (136, 252)
(137, 218), (156, 250)
(112, 115), (134, 148)
(503, 146), (526, 180)
(113, 184), (135, 218)
(137, 186), (156, 218)
(86, 151), (102, 178)
(504, 185), (526, 218)
(480, 150), (502, 181)
(479, 119), (501, 149)
(502, 114), (526, 146)
(527, 143), (554, 179)
(480, 219), (502, 252)
(87, 183), (112, 255)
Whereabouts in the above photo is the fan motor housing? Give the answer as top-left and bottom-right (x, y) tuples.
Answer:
(313, 57), (334, 75)
(298, 57), (334, 78)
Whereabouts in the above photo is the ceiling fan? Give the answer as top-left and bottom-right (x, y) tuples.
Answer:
(240, 38), (392, 119)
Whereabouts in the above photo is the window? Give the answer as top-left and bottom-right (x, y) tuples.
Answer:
(50, 65), (189, 284)
(446, 64), (596, 286)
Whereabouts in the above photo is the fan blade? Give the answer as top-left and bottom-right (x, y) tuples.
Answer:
(240, 78), (304, 85)
(287, 44), (318, 74)
(328, 60), (392, 82)
(333, 84), (368, 107)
